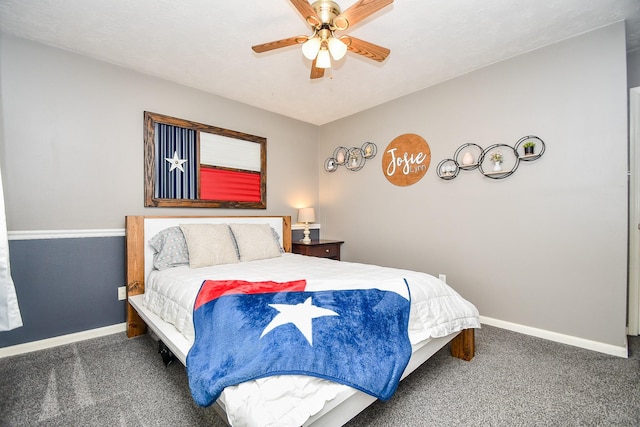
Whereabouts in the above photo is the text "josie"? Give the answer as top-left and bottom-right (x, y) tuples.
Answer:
(385, 148), (428, 176)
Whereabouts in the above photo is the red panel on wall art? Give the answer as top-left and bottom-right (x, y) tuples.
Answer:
(200, 167), (261, 202)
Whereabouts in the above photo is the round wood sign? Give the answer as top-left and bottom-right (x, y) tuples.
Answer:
(381, 134), (431, 186)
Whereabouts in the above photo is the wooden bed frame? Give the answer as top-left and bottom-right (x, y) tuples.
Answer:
(125, 215), (475, 426)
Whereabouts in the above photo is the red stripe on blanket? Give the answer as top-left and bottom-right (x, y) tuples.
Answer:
(194, 279), (307, 310)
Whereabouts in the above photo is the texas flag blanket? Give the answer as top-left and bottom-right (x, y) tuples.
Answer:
(186, 278), (413, 407)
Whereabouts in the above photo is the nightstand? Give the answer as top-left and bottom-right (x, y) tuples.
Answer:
(292, 239), (344, 261)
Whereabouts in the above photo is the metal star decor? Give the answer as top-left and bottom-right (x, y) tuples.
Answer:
(165, 151), (187, 172)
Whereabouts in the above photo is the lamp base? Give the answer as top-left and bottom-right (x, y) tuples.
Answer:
(302, 224), (311, 244)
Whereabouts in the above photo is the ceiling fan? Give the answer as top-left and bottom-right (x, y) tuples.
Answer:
(251, 0), (393, 79)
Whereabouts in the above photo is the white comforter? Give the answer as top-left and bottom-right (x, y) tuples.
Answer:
(143, 253), (479, 426)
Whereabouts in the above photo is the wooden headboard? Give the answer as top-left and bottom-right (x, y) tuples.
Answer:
(125, 215), (292, 337)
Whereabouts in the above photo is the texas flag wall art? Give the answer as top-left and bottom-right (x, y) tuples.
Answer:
(143, 111), (266, 208)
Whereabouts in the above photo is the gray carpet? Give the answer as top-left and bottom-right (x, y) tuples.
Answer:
(0, 326), (638, 426)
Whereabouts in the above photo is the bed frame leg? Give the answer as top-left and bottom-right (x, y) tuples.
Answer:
(451, 328), (475, 361)
(127, 300), (147, 338)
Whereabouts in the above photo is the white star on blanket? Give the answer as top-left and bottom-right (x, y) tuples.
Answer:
(165, 151), (188, 172)
(260, 297), (339, 346)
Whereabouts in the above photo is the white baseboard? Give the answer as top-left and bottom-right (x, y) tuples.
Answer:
(0, 323), (127, 359)
(480, 316), (629, 358)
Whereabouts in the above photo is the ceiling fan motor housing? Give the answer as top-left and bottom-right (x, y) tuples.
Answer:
(310, 1), (348, 30)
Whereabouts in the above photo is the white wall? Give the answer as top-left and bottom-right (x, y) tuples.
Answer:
(318, 23), (628, 348)
(0, 34), (319, 231)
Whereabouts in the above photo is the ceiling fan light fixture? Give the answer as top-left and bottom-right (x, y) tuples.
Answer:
(251, 0), (394, 79)
(302, 37), (322, 60)
(316, 47), (332, 68)
(328, 36), (347, 60)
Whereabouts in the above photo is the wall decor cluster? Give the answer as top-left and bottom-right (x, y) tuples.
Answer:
(437, 135), (545, 180)
(382, 134), (431, 186)
(144, 111), (266, 208)
(324, 142), (377, 172)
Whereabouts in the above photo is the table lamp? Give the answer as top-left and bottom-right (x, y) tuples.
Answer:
(297, 207), (316, 244)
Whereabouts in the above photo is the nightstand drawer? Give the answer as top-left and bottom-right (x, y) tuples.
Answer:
(292, 240), (344, 261)
(306, 244), (340, 259)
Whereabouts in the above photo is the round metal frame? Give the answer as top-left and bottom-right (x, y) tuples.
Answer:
(438, 136), (545, 180)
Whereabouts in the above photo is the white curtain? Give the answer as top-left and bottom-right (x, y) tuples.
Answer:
(0, 165), (22, 331)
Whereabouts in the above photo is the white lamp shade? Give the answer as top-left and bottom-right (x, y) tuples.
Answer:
(302, 37), (321, 60)
(328, 37), (347, 60)
(316, 48), (331, 68)
(298, 207), (316, 223)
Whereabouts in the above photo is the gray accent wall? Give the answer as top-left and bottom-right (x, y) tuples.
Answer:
(0, 236), (125, 347)
(291, 228), (320, 242)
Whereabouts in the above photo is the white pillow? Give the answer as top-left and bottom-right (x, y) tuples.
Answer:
(179, 224), (239, 268)
(229, 223), (283, 262)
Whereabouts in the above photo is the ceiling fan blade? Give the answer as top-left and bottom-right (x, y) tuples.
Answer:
(334, 0), (393, 30)
(290, 0), (321, 27)
(310, 57), (325, 79)
(252, 36), (307, 53)
(342, 36), (390, 62)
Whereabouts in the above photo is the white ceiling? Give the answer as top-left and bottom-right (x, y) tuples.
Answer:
(1, 0), (639, 125)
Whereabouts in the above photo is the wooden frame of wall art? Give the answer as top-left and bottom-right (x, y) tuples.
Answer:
(143, 111), (266, 209)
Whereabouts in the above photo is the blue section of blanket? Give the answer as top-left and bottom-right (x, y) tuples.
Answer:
(186, 284), (412, 407)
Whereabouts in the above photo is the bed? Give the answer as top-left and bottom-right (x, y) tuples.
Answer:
(125, 215), (479, 426)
